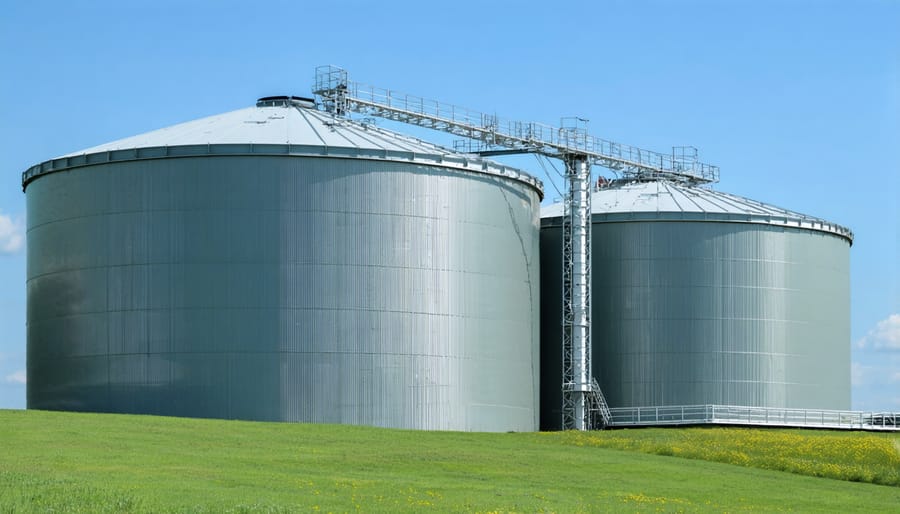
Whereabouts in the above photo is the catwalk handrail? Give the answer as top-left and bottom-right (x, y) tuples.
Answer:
(312, 65), (719, 184)
(607, 405), (899, 430)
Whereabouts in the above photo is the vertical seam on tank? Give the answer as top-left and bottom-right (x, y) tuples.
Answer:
(498, 185), (536, 416)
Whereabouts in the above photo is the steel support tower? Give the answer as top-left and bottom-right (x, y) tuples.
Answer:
(561, 154), (592, 430)
(311, 65), (718, 430)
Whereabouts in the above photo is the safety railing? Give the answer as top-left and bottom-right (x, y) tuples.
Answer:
(313, 65), (719, 184)
(607, 405), (899, 431)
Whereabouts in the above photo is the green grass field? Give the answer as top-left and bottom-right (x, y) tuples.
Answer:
(1, 410), (898, 513)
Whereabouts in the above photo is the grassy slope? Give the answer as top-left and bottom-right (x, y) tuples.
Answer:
(0, 410), (897, 513)
(560, 426), (900, 486)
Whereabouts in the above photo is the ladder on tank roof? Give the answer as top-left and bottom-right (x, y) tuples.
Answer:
(311, 65), (719, 431)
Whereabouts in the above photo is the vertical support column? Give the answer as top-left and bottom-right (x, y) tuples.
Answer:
(561, 154), (592, 430)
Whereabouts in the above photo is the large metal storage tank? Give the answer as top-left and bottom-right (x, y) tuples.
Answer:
(540, 178), (852, 430)
(23, 96), (543, 432)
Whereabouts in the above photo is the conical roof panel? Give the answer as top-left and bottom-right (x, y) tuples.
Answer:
(541, 179), (852, 242)
(24, 99), (542, 195)
(62, 102), (457, 156)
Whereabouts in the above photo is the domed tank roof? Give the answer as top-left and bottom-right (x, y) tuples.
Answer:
(541, 179), (852, 243)
(62, 96), (461, 155)
(22, 97), (542, 195)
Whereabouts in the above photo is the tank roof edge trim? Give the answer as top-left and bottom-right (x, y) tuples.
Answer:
(539, 214), (853, 244)
(22, 143), (544, 199)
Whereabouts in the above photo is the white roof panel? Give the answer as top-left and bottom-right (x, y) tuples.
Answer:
(62, 103), (453, 157)
(24, 98), (543, 196)
(541, 179), (852, 242)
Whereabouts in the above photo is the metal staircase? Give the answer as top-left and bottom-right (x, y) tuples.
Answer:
(587, 379), (612, 428)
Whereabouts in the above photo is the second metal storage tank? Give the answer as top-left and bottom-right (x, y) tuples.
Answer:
(23, 96), (542, 432)
(540, 178), (852, 430)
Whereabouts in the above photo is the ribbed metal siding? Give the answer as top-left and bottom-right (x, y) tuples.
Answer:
(26, 155), (540, 431)
(540, 219), (850, 430)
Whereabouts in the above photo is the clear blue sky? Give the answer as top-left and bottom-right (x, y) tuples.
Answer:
(1, 0), (897, 411)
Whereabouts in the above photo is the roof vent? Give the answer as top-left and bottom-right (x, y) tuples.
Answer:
(256, 96), (316, 109)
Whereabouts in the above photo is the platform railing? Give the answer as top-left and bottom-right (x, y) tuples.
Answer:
(607, 405), (899, 431)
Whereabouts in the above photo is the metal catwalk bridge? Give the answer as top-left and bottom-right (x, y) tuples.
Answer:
(313, 67), (719, 184)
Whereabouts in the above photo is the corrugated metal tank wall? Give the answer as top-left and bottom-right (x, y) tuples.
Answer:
(540, 182), (851, 430)
(25, 105), (541, 432)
